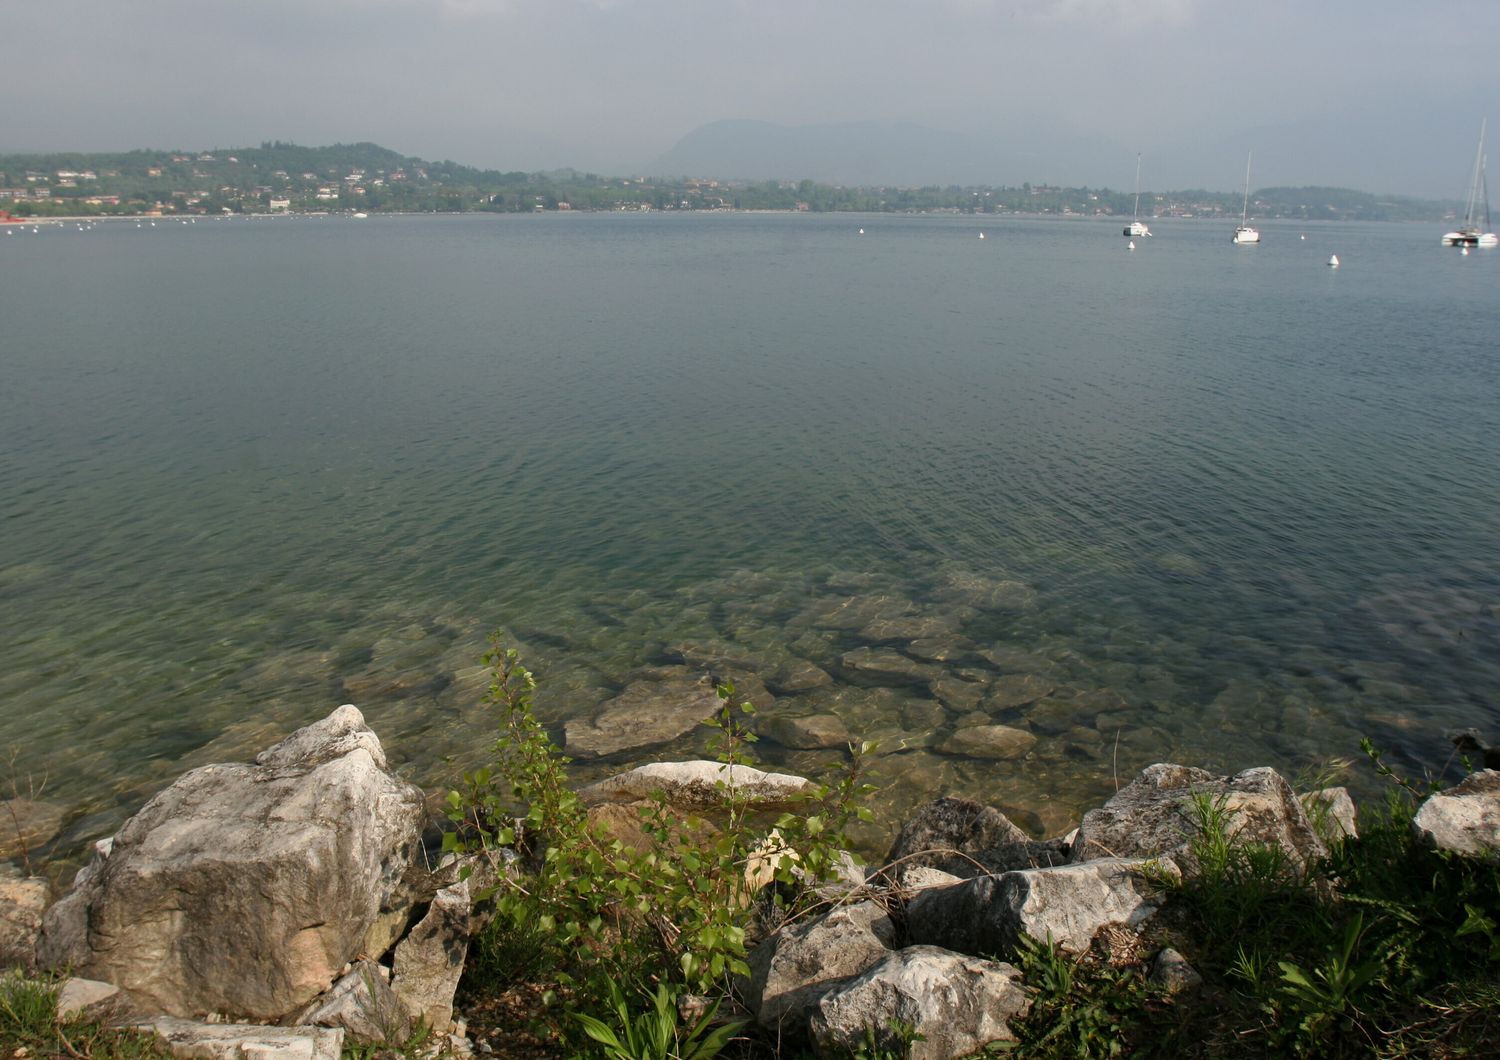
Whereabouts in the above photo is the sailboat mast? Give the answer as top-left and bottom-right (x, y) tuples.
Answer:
(1241, 152), (1253, 225)
(1132, 153), (1142, 221)
(1464, 119), (1485, 228)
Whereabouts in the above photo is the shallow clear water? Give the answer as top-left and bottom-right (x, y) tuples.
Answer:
(3, 212), (1499, 858)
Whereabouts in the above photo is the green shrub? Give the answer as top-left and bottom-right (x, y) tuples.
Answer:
(444, 636), (875, 1051)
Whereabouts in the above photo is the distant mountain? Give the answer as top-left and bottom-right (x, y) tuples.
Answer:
(649, 119), (1015, 186)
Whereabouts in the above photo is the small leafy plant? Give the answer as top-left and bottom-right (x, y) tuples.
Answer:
(573, 980), (744, 1060)
(444, 636), (877, 1051)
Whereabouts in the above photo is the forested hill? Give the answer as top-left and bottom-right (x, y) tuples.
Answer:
(0, 141), (1459, 221)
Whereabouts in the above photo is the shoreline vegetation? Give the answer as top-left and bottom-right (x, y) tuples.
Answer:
(0, 141), (1461, 223)
(3, 642), (1498, 1058)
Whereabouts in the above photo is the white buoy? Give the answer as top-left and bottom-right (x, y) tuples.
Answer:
(1300, 234), (1306, 240)
(858, 227), (864, 234)
(979, 231), (985, 239)
(1128, 240), (1136, 250)
(1328, 254), (1339, 267)
(1462, 246), (1470, 255)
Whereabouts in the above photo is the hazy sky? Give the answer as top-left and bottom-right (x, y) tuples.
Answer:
(6, 0), (1496, 196)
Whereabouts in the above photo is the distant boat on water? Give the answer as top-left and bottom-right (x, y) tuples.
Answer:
(1123, 154), (1151, 238)
(1232, 153), (1260, 245)
(1442, 119), (1497, 249)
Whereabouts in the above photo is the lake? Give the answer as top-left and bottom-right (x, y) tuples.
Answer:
(3, 211), (1498, 857)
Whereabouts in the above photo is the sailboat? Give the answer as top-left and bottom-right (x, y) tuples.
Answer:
(1441, 119), (1498, 248)
(1123, 154), (1151, 238)
(1232, 152), (1260, 245)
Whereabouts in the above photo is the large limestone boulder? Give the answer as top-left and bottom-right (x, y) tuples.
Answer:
(563, 673), (721, 759)
(905, 858), (1177, 959)
(578, 761), (816, 811)
(880, 798), (1064, 887)
(1068, 764), (1327, 872)
(744, 900), (896, 1032)
(38, 705), (426, 1020)
(808, 946), (1029, 1060)
(1412, 770), (1500, 856)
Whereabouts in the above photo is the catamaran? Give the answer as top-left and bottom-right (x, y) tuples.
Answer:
(1123, 154), (1151, 238)
(1232, 152), (1260, 245)
(1442, 119), (1498, 249)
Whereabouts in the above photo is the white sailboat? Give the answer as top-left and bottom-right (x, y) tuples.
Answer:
(1442, 119), (1498, 248)
(1232, 152), (1260, 245)
(1123, 154), (1151, 238)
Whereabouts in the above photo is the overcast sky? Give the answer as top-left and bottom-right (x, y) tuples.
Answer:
(5, 0), (1496, 196)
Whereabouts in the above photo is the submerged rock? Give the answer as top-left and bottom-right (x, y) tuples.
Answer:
(984, 673), (1056, 710)
(563, 672), (721, 759)
(839, 648), (939, 687)
(773, 659), (834, 693)
(757, 712), (851, 750)
(938, 724), (1037, 761)
(0, 799), (65, 859)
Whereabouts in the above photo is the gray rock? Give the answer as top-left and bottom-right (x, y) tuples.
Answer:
(773, 660), (833, 693)
(938, 724), (1037, 761)
(57, 978), (128, 1021)
(37, 705), (426, 1020)
(1069, 763), (1328, 873)
(1149, 948), (1203, 995)
(718, 671), (776, 711)
(978, 645), (1053, 674)
(899, 867), (965, 892)
(800, 594), (915, 632)
(907, 638), (974, 664)
(1412, 770), (1500, 856)
(392, 880), (470, 1033)
(985, 673), (1056, 710)
(905, 858), (1178, 959)
(663, 640), (762, 673)
(563, 673), (721, 759)
(899, 698), (949, 733)
(881, 798), (1062, 885)
(809, 946), (1029, 1060)
(1303, 787), (1359, 844)
(929, 673), (987, 713)
(934, 572), (1038, 613)
(295, 960), (408, 1044)
(859, 613), (963, 644)
(745, 900), (897, 1031)
(757, 713), (851, 750)
(839, 648), (938, 687)
(0, 876), (47, 970)
(1022, 698), (1090, 735)
(0, 799), (65, 859)
(140, 1018), (343, 1060)
(578, 761), (816, 810)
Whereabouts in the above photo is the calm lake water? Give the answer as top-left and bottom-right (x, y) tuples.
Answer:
(3, 211), (1499, 858)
